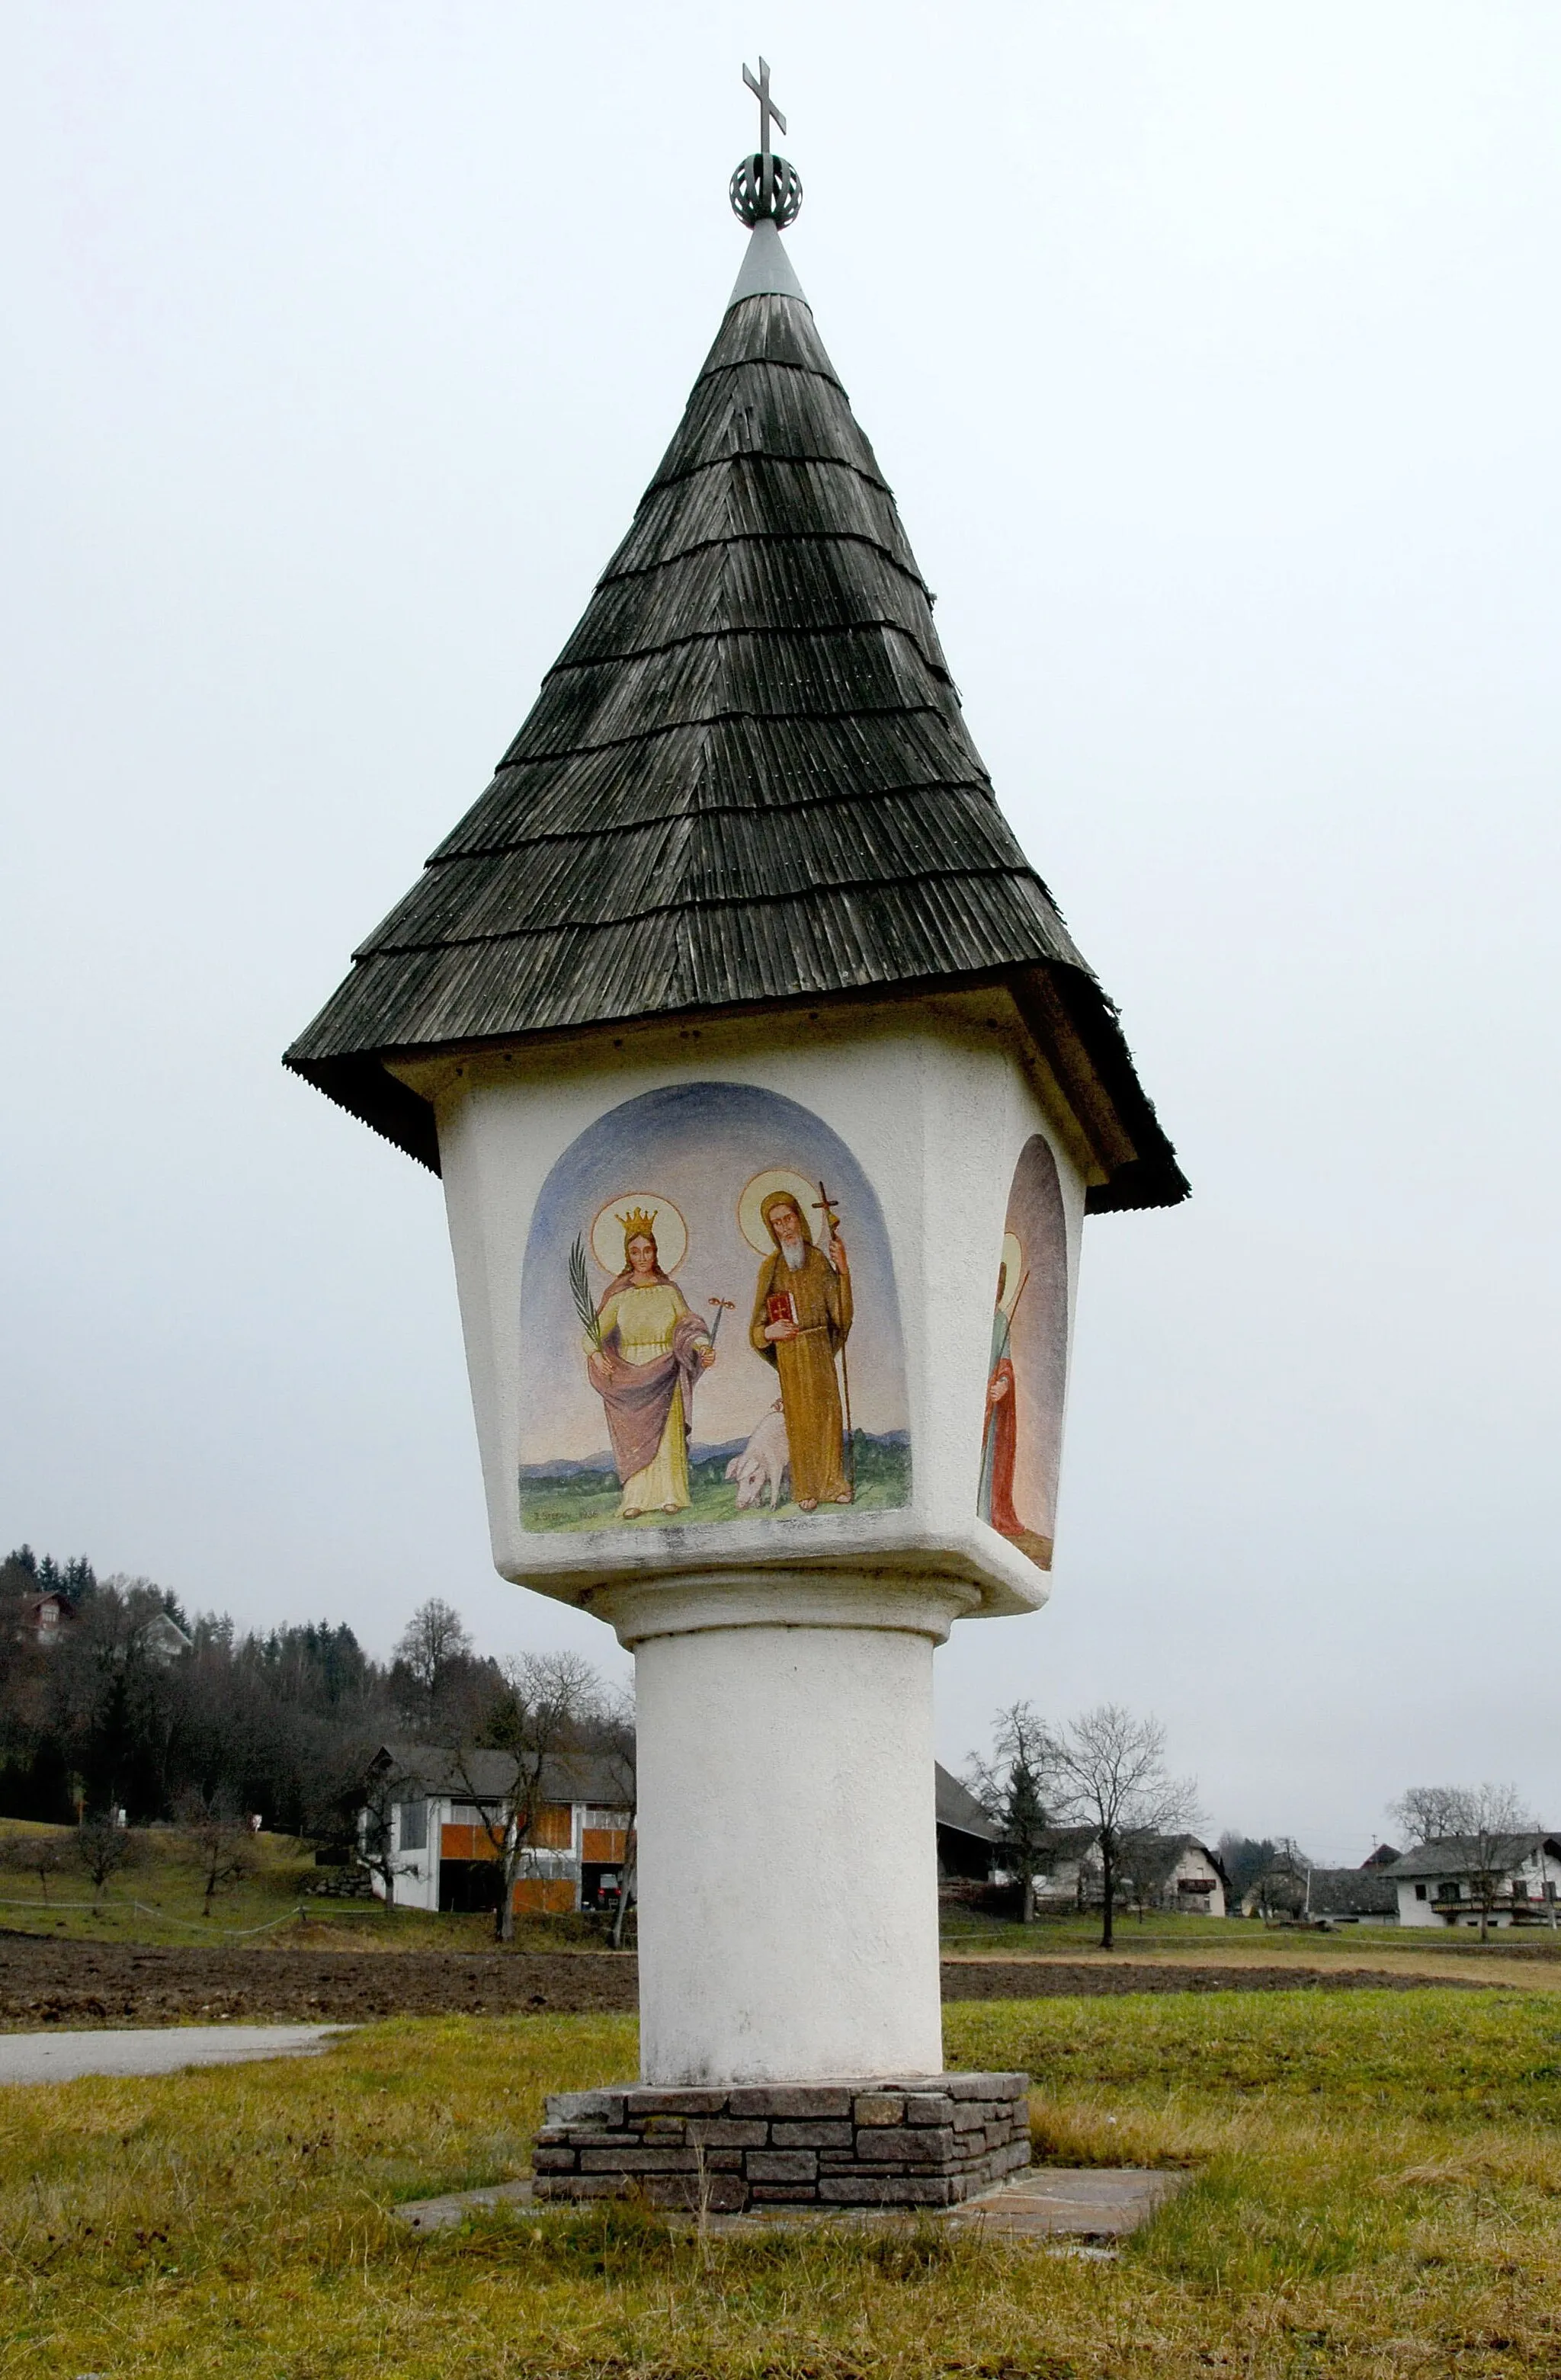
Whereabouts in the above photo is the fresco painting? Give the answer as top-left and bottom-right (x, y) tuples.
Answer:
(977, 1134), (1069, 1570)
(519, 1082), (910, 1532)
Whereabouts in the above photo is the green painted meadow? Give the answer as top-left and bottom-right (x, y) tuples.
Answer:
(518, 1434), (912, 1532)
(5, 1984), (1561, 2375)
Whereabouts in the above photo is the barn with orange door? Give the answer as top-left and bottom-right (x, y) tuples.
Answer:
(360, 1742), (633, 1917)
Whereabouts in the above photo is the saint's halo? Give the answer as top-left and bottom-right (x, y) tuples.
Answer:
(590, 1193), (688, 1277)
(998, 1231), (1025, 1317)
(738, 1168), (824, 1258)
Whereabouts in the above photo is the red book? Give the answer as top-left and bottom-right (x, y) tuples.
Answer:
(766, 1290), (798, 1328)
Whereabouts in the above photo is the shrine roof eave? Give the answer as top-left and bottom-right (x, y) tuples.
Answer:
(281, 954), (1189, 1215)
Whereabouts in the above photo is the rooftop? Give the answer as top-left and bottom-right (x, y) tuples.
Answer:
(370, 1741), (628, 1811)
(1387, 1834), (1561, 1881)
(286, 150), (1185, 1214)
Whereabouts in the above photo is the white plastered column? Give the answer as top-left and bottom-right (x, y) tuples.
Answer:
(592, 1574), (977, 2087)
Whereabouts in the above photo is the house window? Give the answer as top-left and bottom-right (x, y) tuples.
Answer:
(1442, 1881), (1459, 1901)
(1414, 1884), (1428, 1901)
(1511, 1880), (1528, 1901)
(396, 1802), (427, 1852)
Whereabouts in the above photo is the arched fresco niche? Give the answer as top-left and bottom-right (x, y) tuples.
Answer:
(977, 1133), (1069, 1571)
(518, 1081), (910, 1533)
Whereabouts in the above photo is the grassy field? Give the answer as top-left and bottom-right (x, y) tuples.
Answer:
(0, 1820), (611, 1954)
(938, 1904), (1561, 1966)
(5, 1985), (1561, 2376)
(7, 1815), (1561, 1974)
(8, 1812), (1561, 1969)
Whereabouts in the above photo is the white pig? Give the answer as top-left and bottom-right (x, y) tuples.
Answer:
(725, 1399), (790, 1510)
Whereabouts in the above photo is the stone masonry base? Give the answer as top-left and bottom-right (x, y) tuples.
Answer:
(533, 2073), (1031, 2213)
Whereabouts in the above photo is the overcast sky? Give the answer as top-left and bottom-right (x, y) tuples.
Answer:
(4, 5), (1557, 1860)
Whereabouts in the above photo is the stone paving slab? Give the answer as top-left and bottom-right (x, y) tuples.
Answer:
(950, 2167), (1184, 2237)
(393, 2164), (1185, 2241)
(0, 2023), (350, 2085)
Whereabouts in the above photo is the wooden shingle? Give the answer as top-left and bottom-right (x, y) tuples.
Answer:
(286, 258), (1187, 1211)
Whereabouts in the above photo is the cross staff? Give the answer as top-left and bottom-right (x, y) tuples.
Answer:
(981, 1267), (1031, 1475)
(991, 1267), (1031, 1369)
(742, 56), (787, 217)
(813, 1180), (855, 1492)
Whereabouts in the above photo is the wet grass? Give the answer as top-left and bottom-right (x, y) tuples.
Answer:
(4, 1988), (1561, 2374)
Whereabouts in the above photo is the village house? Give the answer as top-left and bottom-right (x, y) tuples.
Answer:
(1240, 1862), (1400, 1924)
(373, 1754), (1006, 1914)
(1018, 1827), (1229, 1917)
(361, 1744), (632, 1917)
(1389, 1834), (1561, 1929)
(136, 1610), (193, 1665)
(934, 1766), (1005, 1881)
(12, 1590), (190, 1664)
(24, 1589), (73, 1643)
(1306, 1867), (1399, 1923)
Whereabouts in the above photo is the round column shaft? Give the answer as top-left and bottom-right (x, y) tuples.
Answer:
(595, 1574), (975, 2086)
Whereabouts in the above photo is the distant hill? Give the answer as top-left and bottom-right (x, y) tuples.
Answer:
(522, 1429), (909, 1485)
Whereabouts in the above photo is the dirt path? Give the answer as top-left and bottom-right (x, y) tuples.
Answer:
(0, 1935), (639, 2028)
(943, 1941), (1561, 1991)
(937, 1959), (1496, 2001)
(0, 1933), (1503, 2029)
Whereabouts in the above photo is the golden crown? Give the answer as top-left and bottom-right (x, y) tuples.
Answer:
(617, 1206), (659, 1240)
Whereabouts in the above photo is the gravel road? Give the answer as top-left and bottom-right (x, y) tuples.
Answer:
(0, 2023), (345, 2084)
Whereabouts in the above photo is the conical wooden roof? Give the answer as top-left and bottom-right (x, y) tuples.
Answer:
(286, 239), (1186, 1211)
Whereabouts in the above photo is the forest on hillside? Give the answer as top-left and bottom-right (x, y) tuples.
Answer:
(0, 1547), (583, 1836)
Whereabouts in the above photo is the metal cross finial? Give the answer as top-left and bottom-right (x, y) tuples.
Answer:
(743, 56), (787, 168)
(743, 57), (787, 214)
(730, 58), (802, 229)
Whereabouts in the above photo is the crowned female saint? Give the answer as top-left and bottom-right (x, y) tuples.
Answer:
(584, 1208), (714, 1519)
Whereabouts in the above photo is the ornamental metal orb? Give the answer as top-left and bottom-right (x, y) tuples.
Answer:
(729, 152), (803, 228)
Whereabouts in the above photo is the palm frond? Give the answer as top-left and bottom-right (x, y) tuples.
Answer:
(569, 1235), (601, 1347)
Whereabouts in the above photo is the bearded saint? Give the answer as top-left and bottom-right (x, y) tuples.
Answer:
(748, 1190), (853, 1510)
(977, 1260), (1024, 1539)
(587, 1216), (713, 1519)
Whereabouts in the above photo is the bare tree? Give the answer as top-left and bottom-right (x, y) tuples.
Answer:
(1216, 1832), (1280, 1913)
(1118, 1833), (1184, 1924)
(357, 1753), (418, 1909)
(452, 1651), (600, 1944)
(174, 1789), (257, 1914)
(966, 1701), (1052, 1924)
(1252, 1838), (1312, 1921)
(588, 1684), (638, 1949)
(1393, 1783), (1534, 1943)
(1390, 1785), (1472, 1847)
(391, 1598), (477, 1732)
(1040, 1704), (1201, 1951)
(74, 1816), (138, 1903)
(1460, 1786), (1535, 1943)
(0, 1829), (70, 1904)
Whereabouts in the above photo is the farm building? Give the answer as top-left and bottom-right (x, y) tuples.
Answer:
(361, 1743), (631, 1917)
(1389, 1834), (1561, 1929)
(1019, 1827), (1228, 1916)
